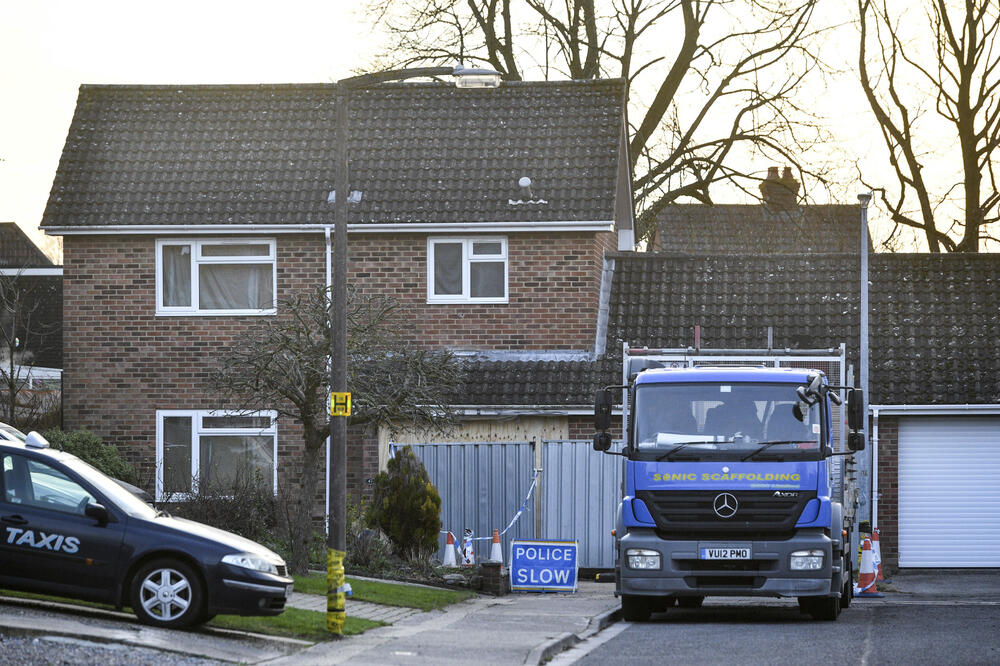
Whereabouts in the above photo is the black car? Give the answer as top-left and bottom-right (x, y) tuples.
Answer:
(0, 432), (293, 628)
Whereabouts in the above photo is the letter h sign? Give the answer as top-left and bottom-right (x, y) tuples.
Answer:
(330, 392), (352, 417)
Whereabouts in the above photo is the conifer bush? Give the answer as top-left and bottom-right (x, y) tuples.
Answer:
(367, 446), (442, 560)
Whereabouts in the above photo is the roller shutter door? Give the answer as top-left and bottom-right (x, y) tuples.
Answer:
(898, 416), (1000, 567)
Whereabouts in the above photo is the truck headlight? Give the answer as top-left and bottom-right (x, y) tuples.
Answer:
(222, 552), (280, 574)
(626, 549), (661, 570)
(790, 549), (824, 570)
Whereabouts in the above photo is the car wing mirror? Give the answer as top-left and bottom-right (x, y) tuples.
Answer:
(85, 502), (109, 526)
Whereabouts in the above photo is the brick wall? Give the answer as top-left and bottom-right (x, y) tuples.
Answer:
(875, 416), (899, 569)
(62, 229), (612, 503)
(351, 231), (612, 350)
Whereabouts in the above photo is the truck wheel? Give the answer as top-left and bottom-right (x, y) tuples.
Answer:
(800, 595), (841, 621)
(131, 558), (203, 628)
(676, 596), (704, 608)
(841, 560), (853, 609)
(621, 595), (652, 622)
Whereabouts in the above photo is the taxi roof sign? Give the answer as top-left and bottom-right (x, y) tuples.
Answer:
(24, 431), (50, 449)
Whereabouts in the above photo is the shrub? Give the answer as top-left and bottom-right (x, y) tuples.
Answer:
(165, 467), (277, 544)
(43, 428), (138, 484)
(346, 496), (392, 573)
(367, 446), (442, 560)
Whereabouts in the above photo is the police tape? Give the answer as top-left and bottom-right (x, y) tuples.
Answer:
(441, 468), (541, 541)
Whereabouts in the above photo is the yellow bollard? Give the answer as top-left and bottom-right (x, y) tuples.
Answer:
(327, 548), (346, 636)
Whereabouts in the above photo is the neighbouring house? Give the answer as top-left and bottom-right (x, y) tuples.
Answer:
(609, 177), (1000, 569)
(0, 223), (62, 408)
(40, 80), (633, 509)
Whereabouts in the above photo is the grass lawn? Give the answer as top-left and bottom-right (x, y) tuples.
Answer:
(208, 607), (384, 639)
(0, 589), (382, 641)
(293, 574), (476, 611)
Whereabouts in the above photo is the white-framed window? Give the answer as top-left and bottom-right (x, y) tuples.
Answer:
(155, 410), (277, 501)
(156, 239), (277, 315)
(427, 237), (508, 303)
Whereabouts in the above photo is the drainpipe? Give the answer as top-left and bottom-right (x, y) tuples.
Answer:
(324, 226), (332, 530)
(871, 408), (879, 528)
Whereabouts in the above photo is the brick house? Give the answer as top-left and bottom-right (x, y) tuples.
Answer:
(611, 184), (1000, 570)
(40, 79), (633, 505)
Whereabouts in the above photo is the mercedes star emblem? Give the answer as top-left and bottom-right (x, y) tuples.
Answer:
(713, 492), (738, 519)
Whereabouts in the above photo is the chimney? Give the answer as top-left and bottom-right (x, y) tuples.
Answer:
(759, 166), (800, 210)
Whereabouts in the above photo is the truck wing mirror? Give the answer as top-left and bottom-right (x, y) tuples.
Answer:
(593, 432), (612, 452)
(595, 389), (613, 432)
(848, 432), (866, 452)
(847, 389), (865, 431)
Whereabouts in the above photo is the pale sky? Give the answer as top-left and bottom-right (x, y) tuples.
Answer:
(1, 0), (946, 258)
(0, 0), (377, 258)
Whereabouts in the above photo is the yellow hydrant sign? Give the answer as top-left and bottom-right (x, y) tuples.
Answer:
(330, 392), (351, 416)
(510, 539), (578, 592)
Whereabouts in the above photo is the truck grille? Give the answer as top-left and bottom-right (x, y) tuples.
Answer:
(636, 489), (816, 538)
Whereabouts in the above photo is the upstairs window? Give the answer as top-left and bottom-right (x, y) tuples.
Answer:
(427, 237), (508, 303)
(156, 239), (276, 315)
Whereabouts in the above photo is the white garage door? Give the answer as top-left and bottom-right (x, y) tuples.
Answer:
(898, 416), (1000, 567)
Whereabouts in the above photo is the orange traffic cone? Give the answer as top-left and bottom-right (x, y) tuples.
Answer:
(854, 537), (884, 598)
(489, 528), (503, 564)
(442, 531), (458, 567)
(871, 527), (889, 582)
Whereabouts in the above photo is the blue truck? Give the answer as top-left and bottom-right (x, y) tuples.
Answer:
(592, 350), (865, 621)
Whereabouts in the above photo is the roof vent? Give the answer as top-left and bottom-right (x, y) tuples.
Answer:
(519, 176), (533, 200)
(508, 176), (548, 206)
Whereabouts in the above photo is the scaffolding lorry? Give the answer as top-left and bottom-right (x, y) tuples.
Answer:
(592, 347), (865, 621)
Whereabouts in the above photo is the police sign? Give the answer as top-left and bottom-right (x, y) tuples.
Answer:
(510, 539), (578, 592)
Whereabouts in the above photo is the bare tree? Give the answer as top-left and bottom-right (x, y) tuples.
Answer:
(211, 286), (458, 573)
(858, 0), (1000, 252)
(367, 0), (832, 242)
(0, 269), (59, 428)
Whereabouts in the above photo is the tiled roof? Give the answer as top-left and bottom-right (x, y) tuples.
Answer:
(41, 80), (626, 229)
(870, 254), (1000, 405)
(653, 204), (864, 254)
(0, 223), (53, 267)
(606, 251), (1000, 406)
(451, 357), (619, 408)
(607, 252), (860, 352)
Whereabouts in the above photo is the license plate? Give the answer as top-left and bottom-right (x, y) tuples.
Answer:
(285, 584), (294, 598)
(700, 547), (751, 560)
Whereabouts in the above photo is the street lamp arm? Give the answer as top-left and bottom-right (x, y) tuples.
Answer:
(337, 65), (502, 89)
(337, 66), (455, 88)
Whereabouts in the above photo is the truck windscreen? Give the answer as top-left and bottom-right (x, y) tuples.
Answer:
(633, 382), (822, 462)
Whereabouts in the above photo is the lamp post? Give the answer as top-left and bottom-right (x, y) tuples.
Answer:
(858, 191), (872, 532)
(326, 65), (500, 636)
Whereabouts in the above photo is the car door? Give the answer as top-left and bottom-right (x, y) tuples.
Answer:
(0, 452), (125, 600)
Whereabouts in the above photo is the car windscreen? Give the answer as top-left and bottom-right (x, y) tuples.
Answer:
(62, 455), (158, 518)
(0, 423), (27, 442)
(633, 382), (822, 461)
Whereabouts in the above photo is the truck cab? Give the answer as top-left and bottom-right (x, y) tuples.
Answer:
(594, 363), (865, 621)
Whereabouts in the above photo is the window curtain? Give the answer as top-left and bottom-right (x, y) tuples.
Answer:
(161, 245), (191, 307)
(200, 264), (273, 310)
(470, 261), (504, 298)
(433, 243), (463, 295)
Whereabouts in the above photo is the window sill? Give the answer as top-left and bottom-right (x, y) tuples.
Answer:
(155, 309), (278, 317)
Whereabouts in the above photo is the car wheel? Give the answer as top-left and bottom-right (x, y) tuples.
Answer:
(621, 595), (652, 622)
(131, 559), (203, 629)
(676, 596), (704, 609)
